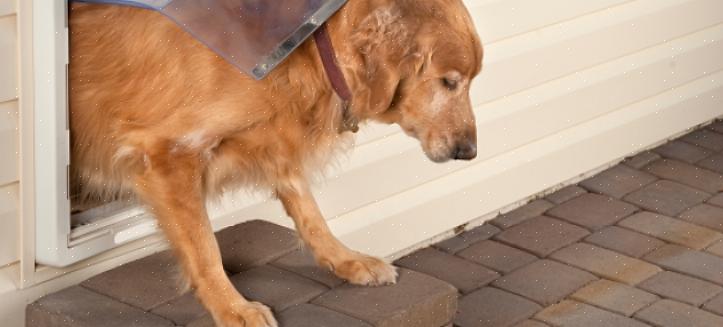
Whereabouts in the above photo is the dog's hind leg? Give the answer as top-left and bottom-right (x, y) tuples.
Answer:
(277, 176), (398, 286)
(134, 146), (277, 327)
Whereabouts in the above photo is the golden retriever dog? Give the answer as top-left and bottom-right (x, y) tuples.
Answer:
(69, 0), (482, 326)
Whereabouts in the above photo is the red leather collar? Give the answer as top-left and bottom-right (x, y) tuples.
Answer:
(313, 23), (358, 132)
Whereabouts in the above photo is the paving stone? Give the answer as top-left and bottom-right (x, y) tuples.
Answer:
(681, 129), (723, 151)
(271, 249), (344, 288)
(490, 200), (555, 229)
(579, 165), (657, 198)
(550, 243), (661, 285)
(81, 251), (184, 311)
(536, 300), (649, 327)
(455, 287), (541, 327)
(618, 211), (722, 249)
(707, 120), (723, 134)
(703, 292), (723, 316)
(492, 259), (596, 306)
(585, 226), (664, 258)
(624, 180), (710, 216)
(545, 185), (587, 204)
(570, 279), (658, 316)
(624, 151), (661, 169)
(312, 269), (457, 327)
(434, 224), (501, 254)
(653, 140), (712, 163)
(150, 292), (206, 326)
(707, 240), (723, 257)
(395, 247), (499, 294)
(230, 265), (328, 311)
(494, 216), (589, 257)
(457, 240), (538, 273)
(26, 286), (174, 327)
(638, 271), (723, 306)
(547, 193), (638, 230)
(645, 159), (723, 194)
(679, 204), (723, 233)
(644, 244), (723, 285)
(514, 320), (549, 327)
(277, 304), (373, 327)
(709, 192), (723, 208)
(217, 220), (300, 273)
(635, 299), (723, 327)
(697, 153), (723, 174)
(185, 315), (214, 327)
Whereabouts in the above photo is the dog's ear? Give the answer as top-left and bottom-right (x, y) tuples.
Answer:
(349, 7), (419, 117)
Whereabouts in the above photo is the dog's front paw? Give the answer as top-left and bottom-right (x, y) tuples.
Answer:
(334, 254), (398, 286)
(216, 301), (278, 327)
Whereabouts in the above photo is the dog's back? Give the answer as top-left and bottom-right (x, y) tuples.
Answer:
(69, 3), (342, 204)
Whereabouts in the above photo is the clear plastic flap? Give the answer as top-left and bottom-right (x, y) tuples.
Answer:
(74, 0), (348, 79)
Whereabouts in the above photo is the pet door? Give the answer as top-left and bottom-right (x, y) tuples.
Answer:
(33, 0), (171, 268)
(73, 0), (348, 79)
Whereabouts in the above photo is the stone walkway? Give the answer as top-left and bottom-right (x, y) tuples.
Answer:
(27, 120), (723, 327)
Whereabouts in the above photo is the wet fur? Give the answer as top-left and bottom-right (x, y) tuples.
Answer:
(70, 0), (482, 326)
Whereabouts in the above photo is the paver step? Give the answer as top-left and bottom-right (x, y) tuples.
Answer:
(26, 220), (457, 327)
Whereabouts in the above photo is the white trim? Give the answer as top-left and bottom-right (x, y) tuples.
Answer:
(31, 0), (71, 268)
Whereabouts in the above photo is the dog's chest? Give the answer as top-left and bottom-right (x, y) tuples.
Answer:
(203, 121), (351, 194)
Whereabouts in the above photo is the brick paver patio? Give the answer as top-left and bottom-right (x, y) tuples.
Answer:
(27, 121), (723, 326)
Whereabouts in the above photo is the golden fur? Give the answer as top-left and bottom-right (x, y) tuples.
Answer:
(69, 0), (482, 326)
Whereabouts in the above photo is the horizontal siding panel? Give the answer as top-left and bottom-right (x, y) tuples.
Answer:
(0, 14), (16, 103)
(0, 183), (18, 267)
(472, 0), (723, 106)
(464, 0), (632, 42)
(0, 100), (18, 185)
(0, 0), (14, 18)
(474, 25), (723, 159)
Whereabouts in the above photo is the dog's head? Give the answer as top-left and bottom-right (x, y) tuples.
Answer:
(347, 0), (483, 162)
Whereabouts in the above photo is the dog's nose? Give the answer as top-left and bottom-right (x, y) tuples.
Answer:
(453, 141), (477, 160)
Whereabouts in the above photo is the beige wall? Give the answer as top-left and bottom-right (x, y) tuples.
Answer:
(2, 0), (723, 325)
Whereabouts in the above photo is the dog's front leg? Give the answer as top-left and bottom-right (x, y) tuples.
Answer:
(134, 149), (277, 327)
(277, 177), (398, 286)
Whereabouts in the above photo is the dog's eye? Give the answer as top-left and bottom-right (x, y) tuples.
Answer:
(441, 78), (458, 90)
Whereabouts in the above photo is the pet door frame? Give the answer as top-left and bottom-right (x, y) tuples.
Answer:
(33, 0), (159, 268)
